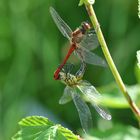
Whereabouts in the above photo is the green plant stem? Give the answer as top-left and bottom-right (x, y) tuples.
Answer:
(84, 3), (140, 122)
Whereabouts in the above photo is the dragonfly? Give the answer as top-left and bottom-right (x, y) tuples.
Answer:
(50, 7), (107, 80)
(57, 62), (112, 133)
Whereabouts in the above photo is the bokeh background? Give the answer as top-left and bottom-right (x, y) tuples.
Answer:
(0, 0), (140, 139)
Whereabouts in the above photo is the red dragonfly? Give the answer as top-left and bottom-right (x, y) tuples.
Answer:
(50, 7), (107, 80)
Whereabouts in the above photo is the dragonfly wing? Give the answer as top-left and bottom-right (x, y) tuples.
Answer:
(71, 88), (93, 133)
(93, 104), (112, 120)
(76, 47), (107, 67)
(77, 80), (112, 120)
(49, 7), (72, 40)
(59, 86), (72, 104)
(79, 30), (99, 51)
(77, 80), (102, 104)
(61, 63), (74, 74)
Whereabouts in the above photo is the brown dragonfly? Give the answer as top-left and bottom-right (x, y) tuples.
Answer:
(57, 62), (111, 133)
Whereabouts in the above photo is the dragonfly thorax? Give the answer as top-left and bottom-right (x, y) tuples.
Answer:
(59, 72), (82, 87)
(71, 22), (91, 44)
(72, 29), (84, 44)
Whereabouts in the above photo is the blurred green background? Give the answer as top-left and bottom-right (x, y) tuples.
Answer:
(0, 0), (140, 139)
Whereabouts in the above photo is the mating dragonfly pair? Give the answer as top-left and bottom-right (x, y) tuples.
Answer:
(50, 7), (111, 133)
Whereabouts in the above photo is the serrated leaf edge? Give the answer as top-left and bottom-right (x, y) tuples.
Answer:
(18, 116), (53, 126)
(13, 116), (79, 140)
(138, 0), (140, 18)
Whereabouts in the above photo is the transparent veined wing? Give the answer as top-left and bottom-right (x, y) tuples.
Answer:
(77, 80), (112, 120)
(77, 80), (102, 104)
(76, 47), (107, 67)
(59, 86), (72, 104)
(93, 104), (112, 120)
(49, 7), (72, 40)
(79, 30), (99, 51)
(61, 63), (74, 74)
(71, 88), (93, 133)
(75, 61), (86, 77)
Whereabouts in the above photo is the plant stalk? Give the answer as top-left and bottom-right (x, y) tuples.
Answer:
(84, 3), (140, 122)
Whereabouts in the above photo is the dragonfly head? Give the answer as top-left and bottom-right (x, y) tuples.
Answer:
(80, 21), (91, 34)
(57, 71), (68, 85)
(55, 64), (72, 82)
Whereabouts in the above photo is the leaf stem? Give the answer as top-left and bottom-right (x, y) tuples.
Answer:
(84, 2), (140, 122)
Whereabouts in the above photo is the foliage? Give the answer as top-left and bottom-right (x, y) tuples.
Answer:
(138, 0), (140, 18)
(79, 0), (95, 6)
(137, 50), (140, 68)
(12, 116), (140, 140)
(85, 124), (140, 140)
(98, 83), (140, 108)
(0, 0), (140, 139)
(12, 116), (79, 140)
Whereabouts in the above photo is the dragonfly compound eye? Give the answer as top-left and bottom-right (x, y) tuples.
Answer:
(81, 22), (91, 32)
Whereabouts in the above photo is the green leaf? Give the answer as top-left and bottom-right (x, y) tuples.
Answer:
(78, 0), (84, 6)
(78, 0), (95, 6)
(136, 50), (140, 68)
(135, 64), (140, 83)
(85, 124), (140, 140)
(19, 116), (54, 126)
(12, 116), (79, 140)
(98, 83), (140, 108)
(138, 0), (140, 18)
(88, 0), (95, 5)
